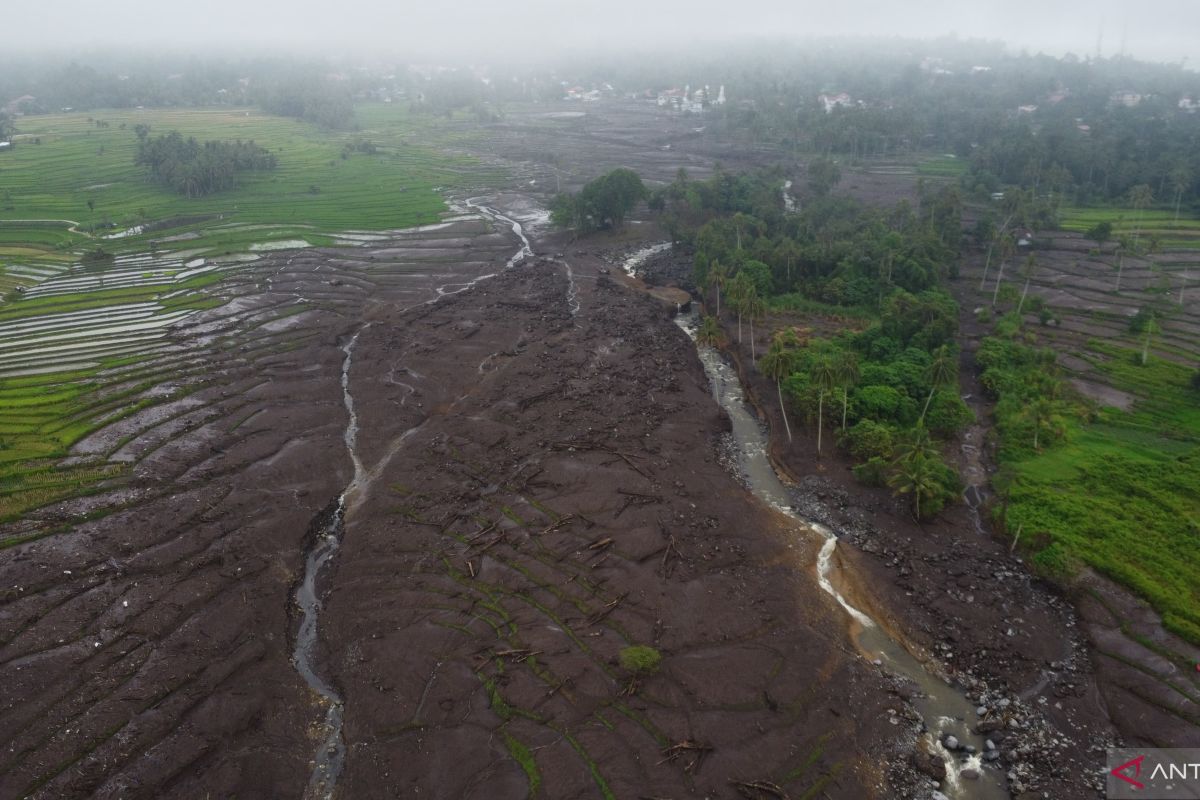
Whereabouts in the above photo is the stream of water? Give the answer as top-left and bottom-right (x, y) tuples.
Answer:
(292, 329), (365, 800)
(291, 198), (535, 799)
(675, 312), (1008, 800)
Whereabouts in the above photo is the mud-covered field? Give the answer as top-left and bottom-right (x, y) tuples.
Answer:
(3, 97), (1196, 799)
(0, 191), (912, 799)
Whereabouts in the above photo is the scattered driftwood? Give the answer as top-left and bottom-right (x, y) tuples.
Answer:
(492, 648), (542, 663)
(537, 514), (576, 536)
(583, 596), (624, 627)
(466, 522), (498, 542)
(616, 489), (662, 518)
(730, 780), (789, 799)
(659, 535), (681, 577)
(551, 441), (652, 478)
(659, 740), (713, 774)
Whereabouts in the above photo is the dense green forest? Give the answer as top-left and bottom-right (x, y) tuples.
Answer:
(134, 128), (277, 197)
(646, 167), (970, 518)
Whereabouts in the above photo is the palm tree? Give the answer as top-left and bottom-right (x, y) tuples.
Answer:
(743, 288), (766, 360)
(705, 260), (729, 318)
(760, 330), (800, 442)
(1140, 313), (1160, 366)
(1129, 184), (1154, 249)
(1115, 234), (1132, 292)
(887, 452), (941, 520)
(992, 233), (1016, 307)
(979, 213), (1015, 291)
(729, 271), (753, 344)
(1170, 164), (1192, 226)
(1021, 397), (1065, 450)
(892, 424), (938, 464)
(697, 314), (723, 348)
(811, 356), (837, 457)
(888, 425), (942, 519)
(833, 351), (860, 432)
(920, 345), (956, 421)
(1016, 254), (1037, 315)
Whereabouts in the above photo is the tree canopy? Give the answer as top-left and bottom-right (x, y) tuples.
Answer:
(551, 168), (647, 233)
(135, 129), (277, 198)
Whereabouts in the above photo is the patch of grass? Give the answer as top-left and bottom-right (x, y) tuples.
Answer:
(501, 730), (542, 797)
(0, 104), (501, 261)
(916, 155), (967, 178)
(988, 336), (1200, 643)
(618, 645), (662, 675)
(1060, 206), (1200, 250)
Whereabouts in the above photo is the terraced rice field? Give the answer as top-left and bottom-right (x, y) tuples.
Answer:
(959, 223), (1200, 646)
(0, 104), (502, 270)
(0, 201), (522, 532)
(1061, 206), (1200, 251)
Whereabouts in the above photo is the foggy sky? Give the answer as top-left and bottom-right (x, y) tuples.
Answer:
(6, 0), (1199, 66)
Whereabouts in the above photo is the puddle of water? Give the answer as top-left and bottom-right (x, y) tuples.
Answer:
(250, 240), (311, 252)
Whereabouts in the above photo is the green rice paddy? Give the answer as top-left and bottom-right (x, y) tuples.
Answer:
(1000, 345), (1200, 644)
(1060, 206), (1200, 251)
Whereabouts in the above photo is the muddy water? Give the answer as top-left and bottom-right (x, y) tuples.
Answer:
(621, 242), (672, 277)
(675, 313), (1008, 800)
(292, 199), (535, 799)
(293, 330), (365, 800)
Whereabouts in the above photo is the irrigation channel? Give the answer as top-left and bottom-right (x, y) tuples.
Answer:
(674, 310), (1009, 800)
(290, 196), (536, 799)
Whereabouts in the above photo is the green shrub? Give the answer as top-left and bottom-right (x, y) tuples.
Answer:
(853, 384), (905, 422)
(618, 645), (662, 675)
(925, 392), (974, 438)
(853, 456), (890, 487)
(840, 419), (895, 461)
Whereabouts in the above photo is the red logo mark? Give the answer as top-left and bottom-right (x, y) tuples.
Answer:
(1112, 755), (1147, 790)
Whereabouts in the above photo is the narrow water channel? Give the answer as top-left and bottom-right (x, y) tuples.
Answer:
(675, 312), (1009, 800)
(292, 328), (367, 800)
(291, 197), (535, 799)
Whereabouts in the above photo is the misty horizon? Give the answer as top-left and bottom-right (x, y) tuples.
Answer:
(5, 0), (1199, 68)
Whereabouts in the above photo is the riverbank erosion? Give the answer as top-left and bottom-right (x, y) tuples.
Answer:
(694, 305), (1117, 799)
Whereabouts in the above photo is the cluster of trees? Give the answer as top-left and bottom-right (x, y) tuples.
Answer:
(550, 168), (647, 232)
(135, 128), (277, 198)
(254, 76), (355, 129)
(0, 112), (13, 141)
(977, 336), (1076, 458)
(651, 167), (968, 518)
(748, 294), (968, 518)
(651, 168), (962, 311)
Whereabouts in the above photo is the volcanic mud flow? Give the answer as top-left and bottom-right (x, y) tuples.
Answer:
(316, 226), (910, 798)
(0, 212), (527, 799)
(0, 198), (912, 799)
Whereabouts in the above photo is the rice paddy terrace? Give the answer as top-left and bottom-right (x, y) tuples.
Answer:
(956, 207), (1200, 744)
(0, 104), (511, 526)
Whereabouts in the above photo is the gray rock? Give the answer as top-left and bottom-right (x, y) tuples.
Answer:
(961, 766), (982, 780)
(985, 739), (996, 751)
(944, 735), (960, 750)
